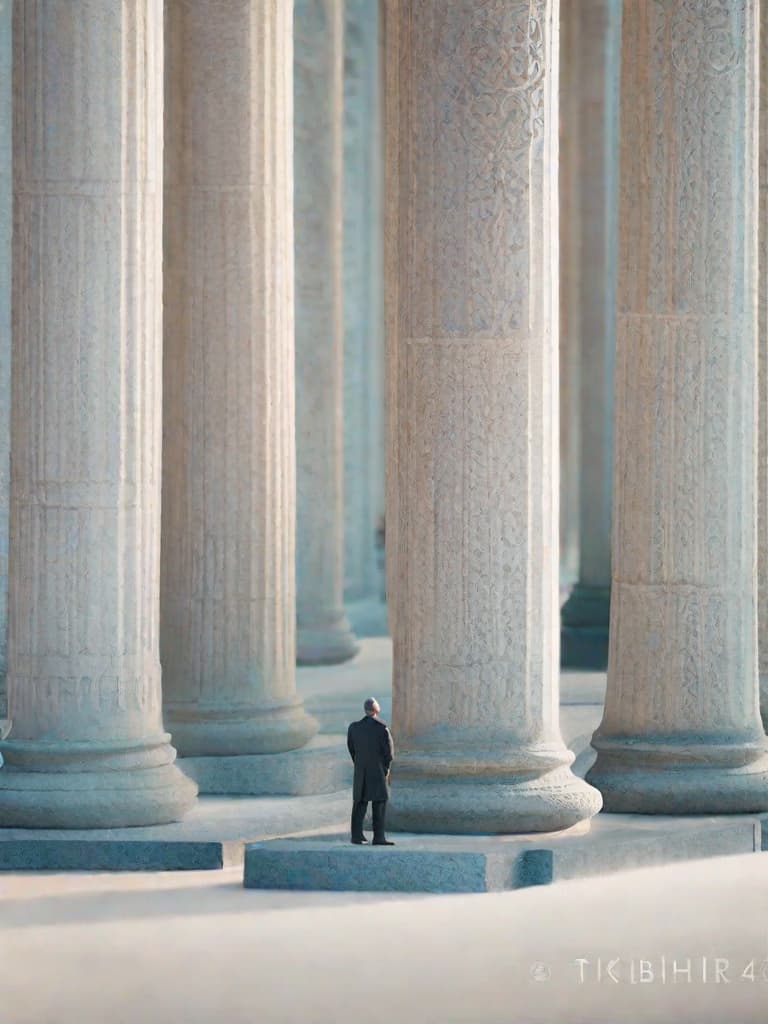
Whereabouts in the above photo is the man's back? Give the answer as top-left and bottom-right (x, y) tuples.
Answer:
(347, 715), (392, 769)
(347, 698), (395, 845)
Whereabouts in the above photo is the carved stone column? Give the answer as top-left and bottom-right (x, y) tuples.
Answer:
(0, 0), (10, 719)
(385, 0), (602, 833)
(294, 0), (359, 664)
(759, 0), (768, 727)
(559, 0), (620, 669)
(0, 0), (197, 827)
(161, 0), (318, 757)
(343, 0), (387, 637)
(587, 0), (768, 812)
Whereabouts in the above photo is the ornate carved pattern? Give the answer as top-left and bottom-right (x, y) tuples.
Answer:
(664, 0), (744, 78)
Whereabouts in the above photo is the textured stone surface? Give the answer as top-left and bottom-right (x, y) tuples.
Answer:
(343, 0), (386, 618)
(0, 0), (196, 828)
(588, 0), (768, 813)
(760, 0), (768, 727)
(558, 3), (581, 588)
(178, 735), (351, 796)
(0, 792), (350, 871)
(161, 0), (317, 758)
(243, 816), (760, 893)
(0, 0), (9, 719)
(384, 0), (601, 833)
(294, 0), (358, 666)
(559, 0), (619, 669)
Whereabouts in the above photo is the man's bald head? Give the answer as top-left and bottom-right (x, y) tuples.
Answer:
(364, 697), (380, 716)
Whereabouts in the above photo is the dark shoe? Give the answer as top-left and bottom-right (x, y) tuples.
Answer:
(350, 837), (368, 845)
(372, 839), (395, 846)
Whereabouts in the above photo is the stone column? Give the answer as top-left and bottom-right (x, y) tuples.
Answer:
(0, 0), (196, 827)
(587, 0), (768, 813)
(385, 0), (602, 833)
(0, 0), (10, 719)
(558, 1), (581, 590)
(342, 0), (387, 637)
(161, 0), (318, 757)
(559, 0), (620, 669)
(759, 0), (768, 728)
(294, 0), (359, 664)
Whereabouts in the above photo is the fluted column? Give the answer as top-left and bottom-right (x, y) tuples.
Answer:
(587, 0), (768, 813)
(0, 0), (10, 719)
(342, 0), (386, 636)
(294, 0), (359, 664)
(385, 0), (602, 833)
(559, 0), (620, 669)
(759, 0), (768, 727)
(161, 0), (317, 757)
(0, 0), (197, 827)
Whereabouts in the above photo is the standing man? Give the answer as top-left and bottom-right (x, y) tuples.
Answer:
(347, 697), (395, 845)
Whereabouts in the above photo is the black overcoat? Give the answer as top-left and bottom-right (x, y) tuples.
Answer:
(346, 715), (394, 802)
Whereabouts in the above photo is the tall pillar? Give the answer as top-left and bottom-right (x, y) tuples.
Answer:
(759, 0), (768, 728)
(385, 0), (602, 833)
(559, 0), (620, 669)
(587, 0), (768, 813)
(294, 0), (359, 664)
(0, 0), (196, 827)
(558, 0), (581, 591)
(342, 0), (387, 637)
(161, 0), (317, 757)
(0, 0), (10, 719)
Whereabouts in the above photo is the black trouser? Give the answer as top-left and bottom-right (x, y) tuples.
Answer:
(351, 799), (387, 841)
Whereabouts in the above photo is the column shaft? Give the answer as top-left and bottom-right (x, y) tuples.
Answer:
(161, 0), (317, 756)
(294, 0), (359, 664)
(0, 0), (10, 719)
(588, 0), (768, 812)
(385, 0), (601, 833)
(559, 0), (620, 669)
(0, 0), (196, 827)
(342, 0), (387, 635)
(759, 0), (768, 726)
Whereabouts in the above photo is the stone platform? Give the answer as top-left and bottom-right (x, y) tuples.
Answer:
(178, 735), (352, 795)
(243, 814), (761, 893)
(0, 792), (350, 872)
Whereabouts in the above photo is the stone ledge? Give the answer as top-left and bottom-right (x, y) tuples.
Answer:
(757, 814), (768, 851)
(243, 814), (761, 893)
(177, 734), (352, 796)
(0, 792), (350, 872)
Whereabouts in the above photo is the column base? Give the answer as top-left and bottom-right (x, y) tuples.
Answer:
(387, 747), (602, 834)
(587, 734), (768, 814)
(165, 699), (319, 757)
(297, 616), (360, 666)
(560, 584), (610, 669)
(0, 758), (197, 829)
(177, 734), (351, 795)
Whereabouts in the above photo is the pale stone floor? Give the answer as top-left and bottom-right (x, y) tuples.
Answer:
(3, 639), (768, 1022)
(3, 855), (768, 1023)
